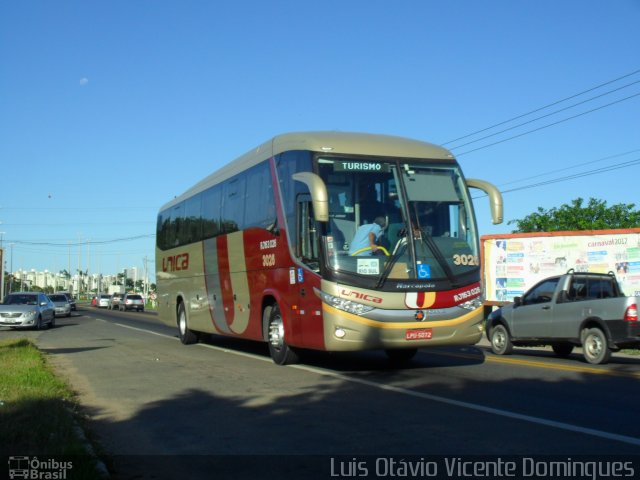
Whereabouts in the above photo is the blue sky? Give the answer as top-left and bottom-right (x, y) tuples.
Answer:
(1, 0), (639, 281)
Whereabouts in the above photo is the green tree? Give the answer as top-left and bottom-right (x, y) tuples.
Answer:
(509, 197), (640, 233)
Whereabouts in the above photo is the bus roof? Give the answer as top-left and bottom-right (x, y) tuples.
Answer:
(160, 131), (455, 211)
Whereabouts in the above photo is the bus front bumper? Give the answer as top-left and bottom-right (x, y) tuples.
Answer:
(321, 303), (484, 352)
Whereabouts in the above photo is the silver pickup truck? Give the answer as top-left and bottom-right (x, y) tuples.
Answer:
(486, 270), (640, 364)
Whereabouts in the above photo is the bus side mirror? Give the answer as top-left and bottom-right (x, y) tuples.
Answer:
(466, 179), (503, 225)
(292, 172), (329, 222)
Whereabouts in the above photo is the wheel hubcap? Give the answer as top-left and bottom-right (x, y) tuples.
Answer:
(179, 313), (186, 335)
(493, 331), (505, 349)
(586, 334), (602, 357)
(269, 315), (284, 350)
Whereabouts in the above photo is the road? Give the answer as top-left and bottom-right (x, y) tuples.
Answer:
(3, 307), (640, 479)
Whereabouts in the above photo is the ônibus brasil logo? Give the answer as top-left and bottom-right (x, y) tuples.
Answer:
(8, 456), (73, 479)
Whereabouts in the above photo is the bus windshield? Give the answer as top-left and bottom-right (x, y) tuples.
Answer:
(317, 157), (479, 283)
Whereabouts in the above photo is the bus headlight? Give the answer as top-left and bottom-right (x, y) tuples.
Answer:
(316, 290), (375, 316)
(458, 297), (483, 311)
(334, 328), (347, 338)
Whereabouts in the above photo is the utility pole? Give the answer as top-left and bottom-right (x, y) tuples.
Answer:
(143, 256), (149, 299)
(0, 247), (4, 301)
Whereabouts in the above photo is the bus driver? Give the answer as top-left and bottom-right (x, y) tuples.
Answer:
(348, 216), (387, 256)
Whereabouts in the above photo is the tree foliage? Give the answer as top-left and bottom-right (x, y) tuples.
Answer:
(509, 197), (640, 233)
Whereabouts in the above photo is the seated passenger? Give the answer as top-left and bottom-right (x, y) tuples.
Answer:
(348, 216), (387, 256)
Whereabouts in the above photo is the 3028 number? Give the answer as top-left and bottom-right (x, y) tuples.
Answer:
(453, 254), (478, 266)
(262, 254), (276, 267)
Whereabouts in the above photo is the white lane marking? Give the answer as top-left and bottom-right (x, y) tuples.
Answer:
(106, 320), (274, 363)
(105, 319), (640, 447)
(292, 364), (640, 447)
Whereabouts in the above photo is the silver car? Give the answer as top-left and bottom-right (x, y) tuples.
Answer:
(49, 293), (72, 317)
(0, 292), (56, 329)
(119, 293), (144, 312)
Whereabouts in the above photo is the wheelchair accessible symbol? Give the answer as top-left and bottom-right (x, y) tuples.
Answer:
(417, 263), (431, 279)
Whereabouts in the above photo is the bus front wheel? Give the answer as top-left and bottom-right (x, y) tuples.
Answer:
(267, 304), (299, 365)
(178, 302), (198, 345)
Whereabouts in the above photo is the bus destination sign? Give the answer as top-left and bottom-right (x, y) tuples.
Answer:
(334, 161), (389, 172)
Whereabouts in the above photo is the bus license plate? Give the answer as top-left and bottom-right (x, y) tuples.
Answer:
(406, 328), (433, 340)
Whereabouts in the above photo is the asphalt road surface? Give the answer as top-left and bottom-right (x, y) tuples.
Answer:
(3, 307), (640, 479)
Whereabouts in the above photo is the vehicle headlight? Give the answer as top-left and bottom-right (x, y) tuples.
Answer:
(22, 310), (37, 319)
(459, 297), (484, 311)
(315, 289), (375, 316)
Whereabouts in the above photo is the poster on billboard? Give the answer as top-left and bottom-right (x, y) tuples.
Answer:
(482, 229), (640, 303)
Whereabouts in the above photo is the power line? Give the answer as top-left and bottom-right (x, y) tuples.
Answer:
(443, 67), (640, 146)
(449, 79), (640, 151)
(497, 148), (640, 188)
(6, 234), (155, 247)
(456, 91), (640, 156)
(500, 157), (640, 195)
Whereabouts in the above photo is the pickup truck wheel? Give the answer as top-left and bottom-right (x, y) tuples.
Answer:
(552, 343), (574, 357)
(490, 324), (513, 355)
(582, 328), (611, 365)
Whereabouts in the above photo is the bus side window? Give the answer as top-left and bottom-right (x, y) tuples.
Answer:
(222, 177), (245, 234)
(202, 185), (222, 239)
(245, 161), (277, 231)
(297, 195), (319, 271)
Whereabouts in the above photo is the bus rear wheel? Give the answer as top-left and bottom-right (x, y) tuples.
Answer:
(267, 304), (299, 365)
(178, 302), (198, 345)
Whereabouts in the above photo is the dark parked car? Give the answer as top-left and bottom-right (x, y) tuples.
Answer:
(119, 293), (144, 312)
(49, 293), (72, 317)
(0, 292), (56, 329)
(56, 292), (76, 311)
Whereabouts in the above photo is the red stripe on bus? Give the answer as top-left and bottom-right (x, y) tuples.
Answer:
(217, 235), (235, 326)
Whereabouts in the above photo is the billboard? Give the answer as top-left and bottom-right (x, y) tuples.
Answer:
(482, 229), (640, 303)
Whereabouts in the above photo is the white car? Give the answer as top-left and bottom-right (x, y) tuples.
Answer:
(119, 293), (144, 312)
(97, 294), (112, 308)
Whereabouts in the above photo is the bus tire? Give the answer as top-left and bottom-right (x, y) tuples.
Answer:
(385, 348), (418, 364)
(267, 304), (299, 365)
(582, 327), (611, 365)
(177, 302), (198, 345)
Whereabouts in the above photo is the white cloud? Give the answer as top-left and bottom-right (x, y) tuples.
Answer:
(79, 77), (89, 86)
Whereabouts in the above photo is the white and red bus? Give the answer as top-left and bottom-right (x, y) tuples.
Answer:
(156, 132), (503, 364)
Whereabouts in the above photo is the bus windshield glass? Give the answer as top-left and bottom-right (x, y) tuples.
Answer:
(317, 157), (479, 283)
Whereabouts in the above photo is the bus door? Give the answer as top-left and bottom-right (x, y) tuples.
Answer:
(292, 194), (324, 348)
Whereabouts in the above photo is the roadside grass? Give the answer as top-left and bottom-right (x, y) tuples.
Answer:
(0, 337), (104, 478)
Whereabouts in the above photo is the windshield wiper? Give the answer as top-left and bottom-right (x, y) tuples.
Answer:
(416, 227), (459, 287)
(375, 241), (408, 289)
